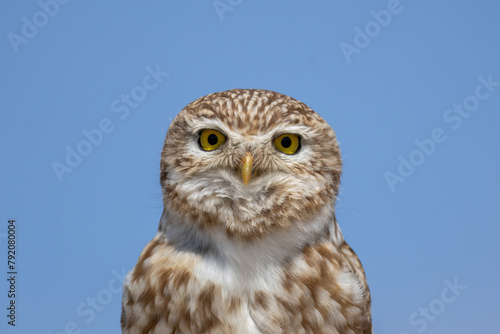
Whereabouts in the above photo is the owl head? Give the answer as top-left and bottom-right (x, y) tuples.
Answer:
(160, 89), (342, 239)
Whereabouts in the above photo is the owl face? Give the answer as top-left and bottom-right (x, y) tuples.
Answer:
(160, 89), (342, 238)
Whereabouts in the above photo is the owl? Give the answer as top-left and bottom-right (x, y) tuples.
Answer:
(121, 89), (372, 334)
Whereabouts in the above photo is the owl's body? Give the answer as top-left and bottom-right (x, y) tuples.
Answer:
(121, 89), (372, 333)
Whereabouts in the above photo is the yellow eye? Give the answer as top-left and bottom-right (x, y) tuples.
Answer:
(199, 129), (226, 151)
(273, 133), (300, 155)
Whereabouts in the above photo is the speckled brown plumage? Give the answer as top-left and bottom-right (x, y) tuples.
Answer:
(121, 89), (372, 333)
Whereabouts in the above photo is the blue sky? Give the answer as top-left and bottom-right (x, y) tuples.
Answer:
(1, 1), (499, 333)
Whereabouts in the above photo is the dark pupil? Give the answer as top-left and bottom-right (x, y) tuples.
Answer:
(281, 136), (292, 148)
(207, 134), (218, 145)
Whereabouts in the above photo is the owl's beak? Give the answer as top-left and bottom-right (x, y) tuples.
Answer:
(241, 152), (254, 186)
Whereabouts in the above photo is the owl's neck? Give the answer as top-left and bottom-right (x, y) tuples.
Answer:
(157, 204), (344, 272)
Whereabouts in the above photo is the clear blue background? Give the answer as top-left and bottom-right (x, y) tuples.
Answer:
(1, 1), (499, 333)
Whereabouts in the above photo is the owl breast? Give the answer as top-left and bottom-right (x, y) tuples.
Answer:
(122, 210), (371, 334)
